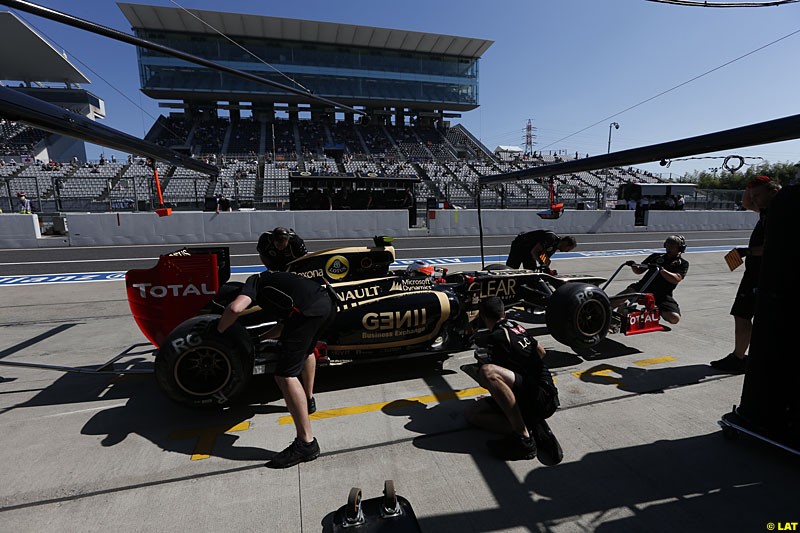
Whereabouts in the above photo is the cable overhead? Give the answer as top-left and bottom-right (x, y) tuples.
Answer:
(538, 25), (800, 151)
(16, 15), (173, 138)
(647, 0), (800, 7)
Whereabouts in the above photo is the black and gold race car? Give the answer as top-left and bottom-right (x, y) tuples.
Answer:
(126, 237), (615, 407)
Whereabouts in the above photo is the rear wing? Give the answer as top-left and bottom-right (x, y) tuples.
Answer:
(126, 247), (230, 347)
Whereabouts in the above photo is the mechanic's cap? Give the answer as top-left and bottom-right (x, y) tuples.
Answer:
(16, 191), (25, 197)
(747, 175), (772, 189)
(272, 227), (290, 240)
(406, 261), (434, 277)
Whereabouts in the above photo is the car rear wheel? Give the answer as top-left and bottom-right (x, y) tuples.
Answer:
(155, 315), (253, 408)
(545, 282), (611, 350)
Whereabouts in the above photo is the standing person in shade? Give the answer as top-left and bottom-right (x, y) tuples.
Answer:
(257, 227), (308, 271)
(17, 192), (32, 214)
(506, 230), (577, 272)
(611, 234), (689, 325)
(401, 186), (416, 226)
(216, 271), (336, 468)
(466, 297), (561, 463)
(712, 176), (781, 374)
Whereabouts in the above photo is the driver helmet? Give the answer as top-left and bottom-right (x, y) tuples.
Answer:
(664, 234), (686, 253)
(406, 261), (435, 278)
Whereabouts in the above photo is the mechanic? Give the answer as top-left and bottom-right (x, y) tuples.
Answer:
(505, 230), (576, 272)
(465, 297), (560, 462)
(216, 270), (336, 468)
(610, 234), (689, 325)
(256, 227), (308, 271)
(712, 176), (781, 374)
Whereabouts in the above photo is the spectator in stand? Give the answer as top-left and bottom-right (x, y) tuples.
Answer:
(676, 195), (685, 210)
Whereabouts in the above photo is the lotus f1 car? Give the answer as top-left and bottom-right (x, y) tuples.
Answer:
(124, 238), (666, 407)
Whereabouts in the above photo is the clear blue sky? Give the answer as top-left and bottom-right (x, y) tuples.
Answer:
(5, 0), (800, 178)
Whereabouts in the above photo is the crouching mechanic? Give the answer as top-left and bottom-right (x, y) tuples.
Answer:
(257, 227), (308, 271)
(466, 297), (562, 463)
(611, 234), (689, 325)
(217, 270), (336, 468)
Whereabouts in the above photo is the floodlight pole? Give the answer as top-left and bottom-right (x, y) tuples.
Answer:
(607, 122), (619, 154)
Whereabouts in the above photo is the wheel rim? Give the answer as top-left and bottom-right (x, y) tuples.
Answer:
(575, 298), (608, 337)
(174, 346), (233, 397)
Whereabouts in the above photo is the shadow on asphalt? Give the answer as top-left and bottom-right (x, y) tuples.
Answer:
(576, 362), (723, 394)
(412, 430), (800, 531)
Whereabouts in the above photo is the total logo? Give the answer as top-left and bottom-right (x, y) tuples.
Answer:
(130, 282), (216, 299)
(326, 255), (350, 280)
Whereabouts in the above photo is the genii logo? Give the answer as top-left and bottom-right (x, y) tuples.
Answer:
(326, 255), (349, 280)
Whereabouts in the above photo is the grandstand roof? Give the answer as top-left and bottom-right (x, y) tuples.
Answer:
(118, 3), (493, 58)
(0, 11), (90, 84)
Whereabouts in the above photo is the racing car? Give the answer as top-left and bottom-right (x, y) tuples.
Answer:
(125, 237), (664, 407)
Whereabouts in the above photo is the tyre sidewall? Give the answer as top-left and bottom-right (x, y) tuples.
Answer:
(546, 282), (611, 349)
(155, 315), (253, 407)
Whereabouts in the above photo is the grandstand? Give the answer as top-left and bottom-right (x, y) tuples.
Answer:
(1, 4), (689, 215)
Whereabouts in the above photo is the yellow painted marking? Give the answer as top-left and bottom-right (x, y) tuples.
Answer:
(572, 368), (623, 386)
(169, 421), (251, 461)
(279, 387), (488, 425)
(633, 356), (677, 367)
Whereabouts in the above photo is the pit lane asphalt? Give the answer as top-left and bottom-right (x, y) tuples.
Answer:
(0, 229), (750, 276)
(1, 237), (797, 532)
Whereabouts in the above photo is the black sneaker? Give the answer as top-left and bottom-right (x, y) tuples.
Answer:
(267, 438), (320, 469)
(487, 433), (537, 461)
(710, 353), (748, 374)
(530, 420), (564, 466)
(308, 396), (317, 415)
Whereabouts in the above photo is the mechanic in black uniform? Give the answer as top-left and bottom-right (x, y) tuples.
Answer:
(256, 227), (308, 271)
(506, 230), (577, 271)
(611, 234), (689, 325)
(712, 176), (781, 374)
(466, 297), (561, 462)
(217, 271), (336, 468)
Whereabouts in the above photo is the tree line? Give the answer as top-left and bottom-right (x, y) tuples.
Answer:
(677, 161), (798, 189)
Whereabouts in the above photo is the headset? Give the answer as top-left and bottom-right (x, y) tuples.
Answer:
(664, 234), (686, 253)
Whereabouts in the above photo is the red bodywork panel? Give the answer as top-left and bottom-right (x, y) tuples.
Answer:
(126, 253), (221, 348)
(622, 293), (668, 335)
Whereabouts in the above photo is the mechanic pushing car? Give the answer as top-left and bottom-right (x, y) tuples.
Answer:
(611, 234), (689, 325)
(465, 297), (562, 463)
(257, 227), (308, 271)
(216, 270), (336, 468)
(505, 230), (577, 272)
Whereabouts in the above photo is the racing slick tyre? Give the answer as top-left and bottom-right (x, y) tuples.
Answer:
(155, 314), (254, 408)
(545, 282), (611, 350)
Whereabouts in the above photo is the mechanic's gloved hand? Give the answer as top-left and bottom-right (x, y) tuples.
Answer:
(735, 247), (749, 258)
(624, 260), (636, 267)
(548, 268), (558, 275)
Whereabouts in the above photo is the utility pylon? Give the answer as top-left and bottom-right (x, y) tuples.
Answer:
(523, 119), (537, 156)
